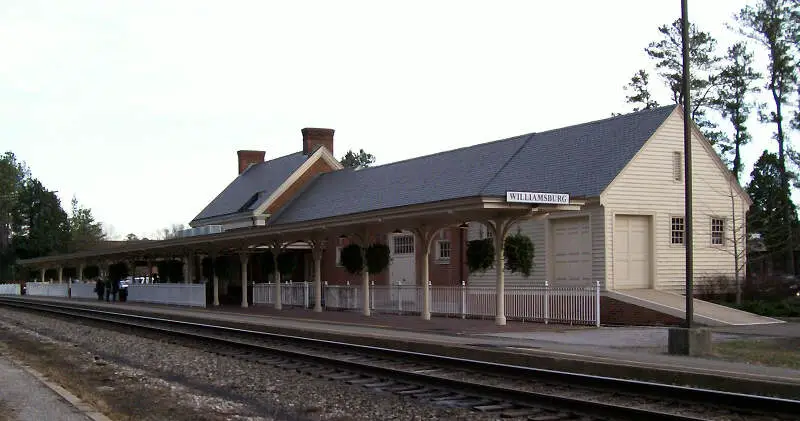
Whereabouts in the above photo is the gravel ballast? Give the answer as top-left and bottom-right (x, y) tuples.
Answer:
(0, 307), (514, 421)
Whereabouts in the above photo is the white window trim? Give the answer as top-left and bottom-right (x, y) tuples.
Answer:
(710, 217), (726, 246)
(435, 240), (451, 264)
(670, 215), (685, 246)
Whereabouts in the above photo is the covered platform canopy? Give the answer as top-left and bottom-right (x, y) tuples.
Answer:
(17, 195), (584, 325)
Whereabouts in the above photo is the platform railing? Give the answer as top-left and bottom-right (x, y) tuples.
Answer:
(126, 284), (206, 307)
(318, 281), (601, 326)
(244, 280), (600, 326)
(0, 283), (21, 295)
(25, 282), (69, 297)
(69, 283), (97, 299)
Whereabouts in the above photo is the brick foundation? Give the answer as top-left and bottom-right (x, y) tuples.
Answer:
(600, 296), (683, 326)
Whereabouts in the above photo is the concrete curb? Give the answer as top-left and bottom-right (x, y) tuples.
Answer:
(7, 356), (113, 421)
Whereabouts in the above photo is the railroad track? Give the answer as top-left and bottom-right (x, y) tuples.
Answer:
(0, 298), (797, 421)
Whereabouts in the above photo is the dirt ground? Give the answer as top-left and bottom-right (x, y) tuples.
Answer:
(0, 326), (265, 421)
(0, 399), (15, 421)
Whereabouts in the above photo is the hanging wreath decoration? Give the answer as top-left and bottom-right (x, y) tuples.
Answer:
(504, 233), (535, 277)
(365, 243), (391, 274)
(466, 238), (495, 273)
(340, 243), (364, 274)
(277, 252), (298, 277)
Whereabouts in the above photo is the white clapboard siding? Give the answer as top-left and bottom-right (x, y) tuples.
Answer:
(466, 203), (605, 289)
(601, 108), (749, 292)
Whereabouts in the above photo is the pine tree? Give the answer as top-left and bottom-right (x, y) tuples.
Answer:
(737, 0), (798, 274)
(715, 42), (761, 180)
(624, 69), (660, 111)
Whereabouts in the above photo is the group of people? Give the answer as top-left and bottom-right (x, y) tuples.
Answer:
(94, 278), (124, 302)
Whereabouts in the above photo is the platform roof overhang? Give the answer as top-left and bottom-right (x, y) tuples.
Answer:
(18, 196), (585, 268)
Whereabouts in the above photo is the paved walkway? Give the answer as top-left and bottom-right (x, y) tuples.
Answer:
(0, 355), (93, 421)
(13, 297), (800, 385)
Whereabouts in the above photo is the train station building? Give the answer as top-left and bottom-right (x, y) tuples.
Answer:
(18, 105), (774, 326)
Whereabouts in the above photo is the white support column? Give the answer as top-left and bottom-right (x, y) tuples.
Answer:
(183, 255), (191, 284)
(210, 253), (219, 306)
(487, 217), (515, 326)
(240, 252), (249, 308)
(360, 228), (371, 316)
(413, 226), (441, 321)
(40, 268), (45, 282)
(99, 262), (109, 280)
(57, 266), (63, 284)
(272, 242), (282, 310)
(312, 241), (324, 312)
(494, 226), (506, 326)
(77, 263), (85, 282)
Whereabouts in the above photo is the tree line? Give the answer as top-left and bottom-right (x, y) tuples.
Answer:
(620, 0), (800, 277)
(0, 152), (105, 281)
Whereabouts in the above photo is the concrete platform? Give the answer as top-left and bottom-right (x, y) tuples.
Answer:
(7, 296), (800, 399)
(0, 354), (107, 421)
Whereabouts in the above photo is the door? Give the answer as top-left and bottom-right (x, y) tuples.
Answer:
(614, 215), (652, 289)
(389, 232), (416, 302)
(551, 217), (592, 285)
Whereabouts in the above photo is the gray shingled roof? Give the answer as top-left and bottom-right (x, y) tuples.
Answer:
(268, 106), (676, 226)
(192, 152), (308, 223)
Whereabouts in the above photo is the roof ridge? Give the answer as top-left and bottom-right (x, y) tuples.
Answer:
(529, 104), (678, 138)
(346, 105), (678, 175)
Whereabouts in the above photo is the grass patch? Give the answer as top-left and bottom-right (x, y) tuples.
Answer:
(714, 337), (800, 370)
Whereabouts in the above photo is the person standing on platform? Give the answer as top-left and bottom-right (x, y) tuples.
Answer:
(94, 278), (104, 301)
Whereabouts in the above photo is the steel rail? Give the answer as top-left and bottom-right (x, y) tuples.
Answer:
(1, 298), (798, 420)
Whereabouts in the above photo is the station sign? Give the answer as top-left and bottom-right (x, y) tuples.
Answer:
(506, 191), (570, 205)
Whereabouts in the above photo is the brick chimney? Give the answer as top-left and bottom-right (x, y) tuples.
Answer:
(237, 150), (266, 174)
(302, 128), (334, 156)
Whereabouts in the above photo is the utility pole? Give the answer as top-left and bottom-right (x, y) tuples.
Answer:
(681, 0), (694, 328)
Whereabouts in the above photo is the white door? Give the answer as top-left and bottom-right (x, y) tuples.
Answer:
(389, 232), (416, 303)
(390, 232), (416, 284)
(551, 217), (592, 285)
(614, 215), (652, 289)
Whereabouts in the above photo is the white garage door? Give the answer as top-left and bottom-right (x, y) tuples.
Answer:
(551, 218), (592, 285)
(614, 215), (652, 289)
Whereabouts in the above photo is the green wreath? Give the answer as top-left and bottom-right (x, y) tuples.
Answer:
(504, 233), (534, 277)
(365, 243), (391, 274)
(466, 238), (494, 273)
(340, 244), (364, 274)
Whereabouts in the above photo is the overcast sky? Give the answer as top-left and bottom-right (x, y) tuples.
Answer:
(1, 0), (785, 239)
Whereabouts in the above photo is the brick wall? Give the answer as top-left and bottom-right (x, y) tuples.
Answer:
(600, 296), (683, 326)
(418, 227), (469, 286)
(322, 235), (388, 285)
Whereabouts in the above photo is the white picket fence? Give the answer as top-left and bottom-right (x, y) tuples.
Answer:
(25, 282), (69, 297)
(126, 284), (206, 307)
(69, 283), (98, 299)
(0, 284), (21, 295)
(253, 281), (601, 326)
